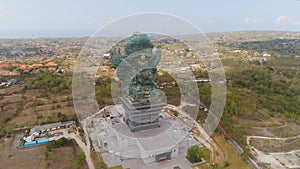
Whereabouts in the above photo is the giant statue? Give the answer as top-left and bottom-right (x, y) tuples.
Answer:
(110, 33), (164, 132)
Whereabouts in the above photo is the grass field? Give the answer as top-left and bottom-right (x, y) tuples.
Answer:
(90, 150), (123, 169)
(199, 147), (211, 162)
(211, 134), (251, 169)
(109, 165), (123, 169)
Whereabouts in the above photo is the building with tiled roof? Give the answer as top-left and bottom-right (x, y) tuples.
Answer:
(45, 62), (58, 67)
(0, 63), (10, 69)
(31, 63), (43, 68)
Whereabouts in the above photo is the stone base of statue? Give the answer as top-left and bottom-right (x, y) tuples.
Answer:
(121, 96), (165, 132)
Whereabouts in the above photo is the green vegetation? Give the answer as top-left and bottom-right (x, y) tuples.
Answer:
(2, 102), (23, 123)
(154, 70), (176, 84)
(221, 39), (300, 57)
(220, 66), (300, 146)
(90, 150), (108, 169)
(228, 66), (299, 116)
(53, 137), (68, 146)
(0, 102), (23, 137)
(155, 70), (180, 106)
(44, 137), (67, 151)
(44, 138), (68, 168)
(193, 70), (209, 79)
(212, 135), (251, 169)
(187, 145), (204, 163)
(57, 112), (67, 122)
(45, 151), (54, 167)
(26, 71), (71, 94)
(0, 124), (6, 138)
(108, 166), (123, 169)
(45, 142), (52, 151)
(96, 163), (109, 169)
(44, 138), (87, 169)
(0, 34), (298, 168)
(198, 147), (211, 162)
(95, 76), (113, 107)
(160, 85), (180, 106)
(198, 83), (211, 108)
(72, 150), (86, 169)
(223, 161), (230, 167)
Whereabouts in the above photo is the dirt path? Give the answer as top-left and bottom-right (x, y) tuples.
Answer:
(247, 134), (300, 169)
(165, 104), (226, 164)
(247, 134), (300, 145)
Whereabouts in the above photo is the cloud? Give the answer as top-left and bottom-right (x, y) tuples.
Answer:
(275, 15), (289, 23)
(275, 15), (300, 25)
(244, 18), (263, 24)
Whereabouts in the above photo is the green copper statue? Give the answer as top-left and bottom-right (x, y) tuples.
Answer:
(110, 33), (161, 104)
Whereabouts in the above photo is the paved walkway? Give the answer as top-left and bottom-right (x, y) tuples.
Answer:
(102, 147), (192, 169)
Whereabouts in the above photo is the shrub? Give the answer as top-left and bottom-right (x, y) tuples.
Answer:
(187, 145), (203, 163)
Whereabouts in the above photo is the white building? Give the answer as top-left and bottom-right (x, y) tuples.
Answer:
(86, 105), (198, 165)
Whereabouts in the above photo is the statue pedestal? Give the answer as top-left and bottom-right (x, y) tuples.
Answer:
(121, 97), (165, 132)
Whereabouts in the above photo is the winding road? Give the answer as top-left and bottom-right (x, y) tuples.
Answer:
(247, 134), (300, 169)
(247, 134), (300, 145)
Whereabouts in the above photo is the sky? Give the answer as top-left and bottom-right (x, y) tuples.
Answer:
(0, 0), (299, 38)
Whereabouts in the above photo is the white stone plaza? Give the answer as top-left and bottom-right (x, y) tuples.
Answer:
(85, 104), (199, 168)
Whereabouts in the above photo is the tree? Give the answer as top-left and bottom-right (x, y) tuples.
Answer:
(57, 112), (62, 119)
(45, 142), (52, 151)
(72, 151), (86, 169)
(224, 161), (230, 167)
(187, 145), (203, 163)
(54, 137), (67, 147)
(57, 112), (66, 122)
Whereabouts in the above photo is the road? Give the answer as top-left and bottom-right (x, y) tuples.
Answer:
(218, 127), (260, 169)
(247, 134), (300, 145)
(247, 134), (300, 169)
(79, 118), (94, 169)
(165, 104), (224, 164)
(166, 102), (262, 169)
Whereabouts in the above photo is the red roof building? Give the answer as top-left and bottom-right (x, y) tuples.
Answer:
(31, 63), (43, 68)
(48, 67), (57, 72)
(45, 62), (58, 67)
(0, 63), (10, 69)
(0, 70), (20, 75)
(20, 64), (27, 69)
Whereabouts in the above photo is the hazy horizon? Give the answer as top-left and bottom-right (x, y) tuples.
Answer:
(0, 0), (300, 38)
(0, 29), (300, 39)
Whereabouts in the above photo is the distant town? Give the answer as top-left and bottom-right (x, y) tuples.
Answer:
(0, 31), (299, 169)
